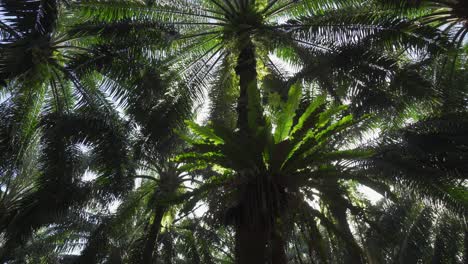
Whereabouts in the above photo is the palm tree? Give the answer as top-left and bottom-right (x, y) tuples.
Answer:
(363, 111), (468, 214)
(362, 197), (466, 264)
(377, 0), (468, 47)
(1, 0), (466, 262)
(177, 82), (374, 263)
(170, 218), (235, 263)
(0, 0), (192, 257)
(284, 194), (467, 264)
(178, 79), (468, 263)
(0, 105), (137, 261)
(71, 121), (210, 264)
(68, 0), (449, 129)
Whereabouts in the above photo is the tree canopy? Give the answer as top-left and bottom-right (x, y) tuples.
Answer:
(0, 0), (467, 263)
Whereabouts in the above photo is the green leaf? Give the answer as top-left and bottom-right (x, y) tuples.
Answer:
(274, 83), (302, 142)
(185, 120), (224, 144)
(314, 114), (354, 142)
(317, 104), (348, 128)
(290, 95), (326, 138)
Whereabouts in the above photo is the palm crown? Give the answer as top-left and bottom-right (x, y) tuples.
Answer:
(73, 0), (453, 126)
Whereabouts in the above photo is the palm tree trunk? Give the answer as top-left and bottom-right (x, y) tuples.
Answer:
(464, 228), (468, 264)
(235, 38), (257, 133)
(306, 222), (329, 263)
(235, 222), (268, 264)
(142, 206), (166, 264)
(330, 205), (364, 264)
(233, 37), (269, 263)
(271, 231), (288, 264)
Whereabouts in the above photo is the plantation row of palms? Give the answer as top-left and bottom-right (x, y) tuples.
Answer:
(0, 0), (467, 263)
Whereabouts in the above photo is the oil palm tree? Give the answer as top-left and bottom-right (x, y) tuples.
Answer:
(68, 0), (449, 131)
(0, 104), (136, 261)
(285, 194), (467, 264)
(178, 80), (468, 263)
(0, 0), (138, 198)
(1, 0), (466, 262)
(72, 123), (209, 264)
(362, 111), (468, 215)
(177, 82), (376, 263)
(0, 0), (192, 257)
(361, 197), (467, 264)
(377, 0), (468, 47)
(170, 218), (234, 263)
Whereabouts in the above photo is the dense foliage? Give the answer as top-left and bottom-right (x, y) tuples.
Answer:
(0, 0), (467, 263)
